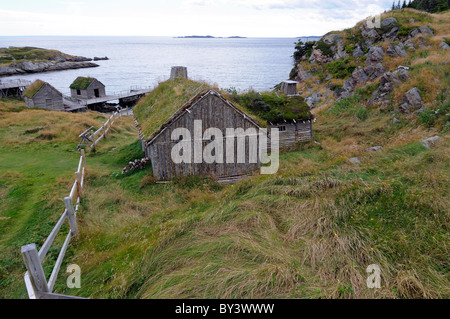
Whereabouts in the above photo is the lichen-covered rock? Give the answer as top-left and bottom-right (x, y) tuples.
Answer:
(366, 46), (385, 65)
(411, 26), (434, 37)
(366, 146), (383, 152)
(294, 64), (312, 83)
(398, 103), (410, 114)
(381, 17), (398, 28)
(439, 41), (450, 50)
(421, 136), (440, 149)
(386, 43), (407, 57)
(404, 87), (423, 109)
(352, 46), (364, 58)
(419, 26), (434, 35)
(309, 49), (331, 65)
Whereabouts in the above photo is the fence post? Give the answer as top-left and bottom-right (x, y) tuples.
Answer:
(81, 149), (86, 168)
(21, 244), (49, 294)
(103, 123), (107, 139)
(64, 197), (79, 237)
(75, 171), (82, 199)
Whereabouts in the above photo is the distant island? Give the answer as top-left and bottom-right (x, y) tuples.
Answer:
(0, 47), (106, 77)
(175, 35), (247, 38)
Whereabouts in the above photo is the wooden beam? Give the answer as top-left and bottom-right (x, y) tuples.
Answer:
(64, 197), (79, 237)
(38, 210), (68, 263)
(21, 244), (49, 293)
(37, 292), (86, 300)
(47, 231), (72, 292)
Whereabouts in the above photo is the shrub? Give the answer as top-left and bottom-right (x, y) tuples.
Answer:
(315, 40), (333, 57)
(345, 44), (355, 54)
(355, 107), (369, 121)
(292, 40), (316, 64)
(418, 108), (436, 127)
(326, 58), (356, 79)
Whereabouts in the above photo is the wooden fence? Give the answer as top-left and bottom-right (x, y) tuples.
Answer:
(20, 106), (130, 298)
(77, 107), (128, 151)
(21, 150), (87, 299)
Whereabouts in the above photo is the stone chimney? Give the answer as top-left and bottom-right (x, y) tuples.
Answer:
(281, 80), (299, 96)
(170, 66), (188, 80)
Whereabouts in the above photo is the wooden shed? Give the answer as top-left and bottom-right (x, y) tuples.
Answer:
(268, 120), (313, 148)
(133, 79), (264, 180)
(23, 80), (64, 111)
(70, 77), (106, 99)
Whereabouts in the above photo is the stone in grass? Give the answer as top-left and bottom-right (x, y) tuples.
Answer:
(439, 42), (450, 50)
(393, 118), (400, 124)
(421, 136), (441, 149)
(349, 157), (361, 164)
(365, 146), (383, 152)
(404, 87), (423, 109)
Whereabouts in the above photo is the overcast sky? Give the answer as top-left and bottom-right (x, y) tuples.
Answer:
(0, 0), (393, 37)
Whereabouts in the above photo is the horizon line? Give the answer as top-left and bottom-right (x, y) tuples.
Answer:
(0, 35), (323, 38)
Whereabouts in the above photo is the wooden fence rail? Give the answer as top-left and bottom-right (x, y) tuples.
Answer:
(21, 150), (87, 299)
(22, 107), (128, 298)
(89, 108), (126, 151)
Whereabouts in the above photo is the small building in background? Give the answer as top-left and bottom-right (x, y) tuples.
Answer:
(268, 120), (313, 148)
(23, 80), (64, 111)
(0, 79), (31, 98)
(281, 80), (299, 96)
(70, 77), (106, 99)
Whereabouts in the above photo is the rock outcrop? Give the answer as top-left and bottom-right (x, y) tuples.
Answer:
(0, 60), (99, 76)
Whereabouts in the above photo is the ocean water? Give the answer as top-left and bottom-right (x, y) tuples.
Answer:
(0, 36), (316, 95)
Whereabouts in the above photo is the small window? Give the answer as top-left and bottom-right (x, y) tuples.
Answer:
(77, 89), (81, 95)
(278, 126), (286, 132)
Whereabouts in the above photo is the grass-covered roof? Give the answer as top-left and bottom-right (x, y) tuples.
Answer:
(134, 79), (271, 141)
(134, 79), (211, 139)
(23, 79), (46, 98)
(226, 91), (313, 123)
(134, 79), (312, 141)
(70, 77), (95, 90)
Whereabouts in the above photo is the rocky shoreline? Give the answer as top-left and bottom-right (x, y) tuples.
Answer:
(0, 60), (100, 77)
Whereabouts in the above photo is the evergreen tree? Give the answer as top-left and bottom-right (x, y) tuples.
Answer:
(392, 1), (396, 10)
(397, 0), (402, 8)
(402, 0), (407, 7)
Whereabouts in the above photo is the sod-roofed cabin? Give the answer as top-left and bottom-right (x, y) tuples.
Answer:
(133, 79), (265, 180)
(227, 90), (314, 148)
(23, 80), (64, 111)
(70, 77), (106, 99)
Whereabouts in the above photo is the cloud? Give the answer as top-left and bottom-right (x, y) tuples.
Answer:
(0, 0), (393, 37)
(183, 0), (215, 6)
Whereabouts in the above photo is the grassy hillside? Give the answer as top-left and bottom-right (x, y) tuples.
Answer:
(1, 85), (448, 299)
(0, 47), (75, 65)
(0, 10), (448, 300)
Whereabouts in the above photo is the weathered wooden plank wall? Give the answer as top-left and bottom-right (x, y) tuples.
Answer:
(147, 93), (261, 180)
(25, 84), (64, 111)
